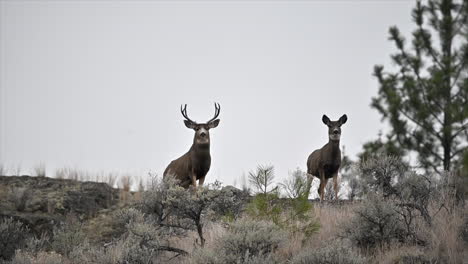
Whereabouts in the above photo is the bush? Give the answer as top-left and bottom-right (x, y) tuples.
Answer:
(291, 241), (366, 264)
(0, 218), (30, 261)
(357, 155), (406, 198)
(394, 172), (436, 231)
(140, 175), (247, 248)
(192, 219), (286, 264)
(343, 195), (405, 249)
(280, 168), (309, 199)
(51, 215), (86, 257)
(247, 191), (319, 238)
(209, 185), (248, 221)
(9, 187), (31, 212)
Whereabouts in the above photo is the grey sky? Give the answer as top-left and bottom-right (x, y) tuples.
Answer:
(0, 1), (415, 187)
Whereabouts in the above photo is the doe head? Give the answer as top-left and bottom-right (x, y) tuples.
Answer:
(322, 114), (347, 141)
(181, 103), (221, 145)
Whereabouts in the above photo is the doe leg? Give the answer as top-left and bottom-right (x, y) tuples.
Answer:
(318, 178), (329, 201)
(333, 174), (339, 200)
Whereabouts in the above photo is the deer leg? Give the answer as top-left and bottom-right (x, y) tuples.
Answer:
(319, 178), (329, 201)
(317, 170), (325, 201)
(190, 170), (198, 189)
(198, 176), (205, 187)
(333, 174), (339, 200)
(180, 178), (192, 189)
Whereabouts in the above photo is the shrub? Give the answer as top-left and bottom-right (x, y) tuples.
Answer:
(140, 175), (247, 248)
(165, 184), (220, 247)
(343, 195), (405, 249)
(51, 215), (86, 257)
(247, 192), (282, 224)
(209, 185), (248, 221)
(249, 165), (277, 194)
(280, 168), (309, 199)
(393, 172), (436, 232)
(9, 187), (31, 212)
(0, 218), (29, 261)
(247, 190), (319, 238)
(357, 155), (406, 197)
(192, 219), (286, 264)
(291, 241), (366, 264)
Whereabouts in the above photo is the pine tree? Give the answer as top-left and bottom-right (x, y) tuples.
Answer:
(372, 0), (468, 172)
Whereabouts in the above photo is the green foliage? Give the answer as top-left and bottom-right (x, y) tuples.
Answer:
(357, 133), (406, 164)
(246, 192), (282, 224)
(248, 165), (277, 194)
(371, 0), (468, 172)
(247, 187), (319, 238)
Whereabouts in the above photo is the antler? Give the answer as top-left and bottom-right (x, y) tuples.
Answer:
(206, 102), (221, 123)
(180, 104), (196, 124)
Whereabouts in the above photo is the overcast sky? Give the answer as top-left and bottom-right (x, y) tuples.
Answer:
(0, 1), (415, 187)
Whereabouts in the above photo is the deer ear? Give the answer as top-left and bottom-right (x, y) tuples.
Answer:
(184, 120), (196, 129)
(322, 115), (330, 125)
(208, 119), (220, 128)
(339, 114), (348, 125)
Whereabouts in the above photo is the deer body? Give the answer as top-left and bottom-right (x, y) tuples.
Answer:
(306, 114), (347, 200)
(163, 103), (220, 189)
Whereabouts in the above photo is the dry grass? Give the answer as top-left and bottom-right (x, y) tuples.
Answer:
(426, 208), (466, 263)
(33, 163), (46, 177)
(13, 164), (22, 176)
(372, 245), (426, 264)
(308, 202), (357, 248)
(0, 163), (5, 176)
(168, 222), (226, 263)
(105, 172), (118, 188)
(119, 175), (133, 203)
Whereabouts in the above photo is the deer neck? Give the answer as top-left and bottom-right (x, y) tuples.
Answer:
(327, 139), (341, 160)
(191, 142), (211, 155)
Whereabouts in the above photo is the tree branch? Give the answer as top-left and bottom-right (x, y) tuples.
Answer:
(398, 108), (443, 141)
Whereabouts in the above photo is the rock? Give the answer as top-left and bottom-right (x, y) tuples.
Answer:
(0, 176), (119, 235)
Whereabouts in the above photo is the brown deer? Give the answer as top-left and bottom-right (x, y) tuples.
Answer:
(163, 103), (221, 189)
(306, 114), (347, 200)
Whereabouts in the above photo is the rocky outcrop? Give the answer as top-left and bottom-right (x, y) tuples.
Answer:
(0, 176), (119, 235)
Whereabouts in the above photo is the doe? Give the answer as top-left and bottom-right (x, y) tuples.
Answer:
(306, 114), (348, 200)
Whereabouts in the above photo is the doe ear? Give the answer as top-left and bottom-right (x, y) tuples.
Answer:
(208, 119), (220, 129)
(184, 120), (196, 129)
(322, 115), (331, 125)
(339, 114), (348, 125)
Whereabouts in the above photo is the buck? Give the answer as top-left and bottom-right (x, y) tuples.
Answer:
(306, 114), (348, 200)
(163, 103), (221, 189)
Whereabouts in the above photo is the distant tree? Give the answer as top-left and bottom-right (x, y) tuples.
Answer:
(280, 168), (308, 199)
(358, 132), (406, 163)
(249, 165), (277, 194)
(372, 0), (468, 172)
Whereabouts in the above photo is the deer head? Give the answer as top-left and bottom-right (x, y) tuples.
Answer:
(322, 114), (347, 141)
(181, 103), (220, 146)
